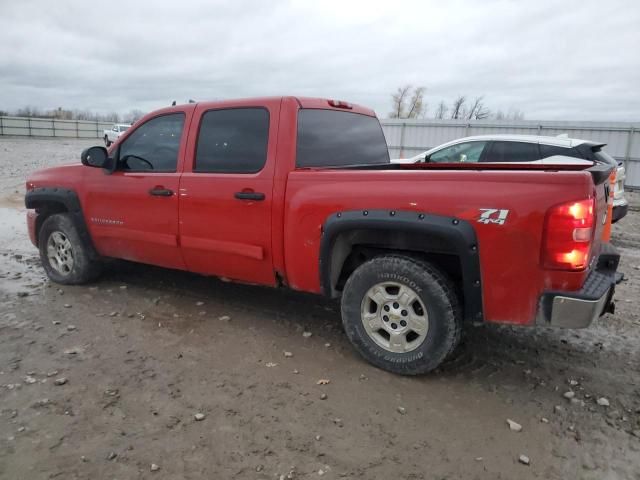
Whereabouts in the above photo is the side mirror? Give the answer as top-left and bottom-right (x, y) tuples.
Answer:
(422, 155), (430, 163)
(81, 146), (111, 169)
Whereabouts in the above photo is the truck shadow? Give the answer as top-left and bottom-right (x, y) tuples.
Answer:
(97, 259), (625, 388)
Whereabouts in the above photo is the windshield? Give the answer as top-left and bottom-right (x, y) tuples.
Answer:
(119, 126), (129, 132)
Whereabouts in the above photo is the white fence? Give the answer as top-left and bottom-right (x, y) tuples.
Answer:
(380, 119), (640, 189)
(0, 116), (113, 139)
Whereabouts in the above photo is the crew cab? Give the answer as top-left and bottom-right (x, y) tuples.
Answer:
(392, 134), (629, 223)
(25, 97), (621, 375)
(103, 124), (130, 147)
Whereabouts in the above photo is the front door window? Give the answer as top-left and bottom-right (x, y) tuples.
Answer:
(429, 141), (488, 163)
(117, 114), (185, 172)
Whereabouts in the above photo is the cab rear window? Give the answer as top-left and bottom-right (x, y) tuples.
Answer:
(296, 109), (389, 168)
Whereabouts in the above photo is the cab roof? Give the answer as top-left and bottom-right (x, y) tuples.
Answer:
(169, 96), (377, 117)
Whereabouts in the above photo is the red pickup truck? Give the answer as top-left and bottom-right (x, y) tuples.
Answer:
(25, 96), (621, 374)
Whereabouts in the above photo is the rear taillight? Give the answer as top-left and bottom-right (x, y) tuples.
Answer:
(542, 198), (595, 270)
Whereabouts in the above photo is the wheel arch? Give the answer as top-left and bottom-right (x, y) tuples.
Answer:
(25, 187), (98, 258)
(320, 210), (484, 323)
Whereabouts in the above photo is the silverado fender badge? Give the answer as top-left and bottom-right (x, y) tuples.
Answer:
(90, 217), (124, 226)
(478, 208), (509, 225)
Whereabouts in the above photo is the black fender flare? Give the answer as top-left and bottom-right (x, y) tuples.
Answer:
(25, 187), (98, 258)
(25, 187), (82, 212)
(319, 209), (484, 323)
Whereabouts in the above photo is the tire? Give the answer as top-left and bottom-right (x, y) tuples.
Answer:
(341, 255), (462, 375)
(38, 213), (102, 285)
(104, 135), (111, 147)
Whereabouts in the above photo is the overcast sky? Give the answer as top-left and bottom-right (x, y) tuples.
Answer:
(1, 0), (639, 121)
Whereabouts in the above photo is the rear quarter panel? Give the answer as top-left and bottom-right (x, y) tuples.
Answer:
(283, 169), (598, 325)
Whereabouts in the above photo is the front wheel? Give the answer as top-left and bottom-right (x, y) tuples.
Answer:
(341, 255), (461, 375)
(104, 135), (111, 147)
(38, 213), (101, 285)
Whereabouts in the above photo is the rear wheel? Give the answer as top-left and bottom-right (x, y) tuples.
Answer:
(38, 213), (101, 285)
(341, 255), (461, 375)
(104, 135), (111, 147)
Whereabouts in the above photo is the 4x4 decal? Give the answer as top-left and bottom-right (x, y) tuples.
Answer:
(478, 208), (509, 225)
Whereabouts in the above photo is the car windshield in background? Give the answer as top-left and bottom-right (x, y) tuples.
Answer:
(120, 126), (129, 131)
(296, 109), (390, 168)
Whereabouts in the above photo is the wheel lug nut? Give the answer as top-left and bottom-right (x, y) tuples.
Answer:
(383, 305), (390, 312)
(400, 320), (407, 327)
(401, 310), (408, 316)
(391, 323), (397, 329)
(383, 315), (389, 322)
(393, 302), (399, 309)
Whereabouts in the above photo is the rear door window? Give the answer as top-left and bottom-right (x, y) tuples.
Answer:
(483, 141), (540, 162)
(296, 110), (389, 167)
(195, 108), (269, 173)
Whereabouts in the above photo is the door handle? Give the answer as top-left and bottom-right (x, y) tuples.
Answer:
(149, 187), (174, 197)
(234, 191), (265, 201)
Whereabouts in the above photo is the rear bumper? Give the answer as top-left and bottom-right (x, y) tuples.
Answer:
(536, 244), (621, 328)
(612, 202), (628, 223)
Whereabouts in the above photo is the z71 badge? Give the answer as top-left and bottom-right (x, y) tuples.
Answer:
(478, 208), (509, 225)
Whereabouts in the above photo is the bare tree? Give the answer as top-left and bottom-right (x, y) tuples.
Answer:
(101, 112), (121, 123)
(466, 96), (490, 120)
(466, 96), (479, 119)
(507, 108), (525, 120)
(406, 87), (426, 119)
(450, 95), (466, 119)
(124, 109), (145, 124)
(434, 101), (448, 120)
(72, 109), (96, 121)
(389, 85), (412, 119)
(16, 106), (42, 118)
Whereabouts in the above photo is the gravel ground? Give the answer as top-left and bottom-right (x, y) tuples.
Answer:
(1, 137), (639, 479)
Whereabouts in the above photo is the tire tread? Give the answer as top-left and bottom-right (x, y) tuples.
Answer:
(341, 254), (462, 375)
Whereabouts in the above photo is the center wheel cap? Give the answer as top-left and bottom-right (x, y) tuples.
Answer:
(361, 281), (429, 353)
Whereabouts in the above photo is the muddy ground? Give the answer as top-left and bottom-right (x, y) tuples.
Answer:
(1, 137), (639, 480)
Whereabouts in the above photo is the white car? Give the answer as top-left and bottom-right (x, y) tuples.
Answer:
(103, 124), (131, 147)
(391, 134), (629, 222)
